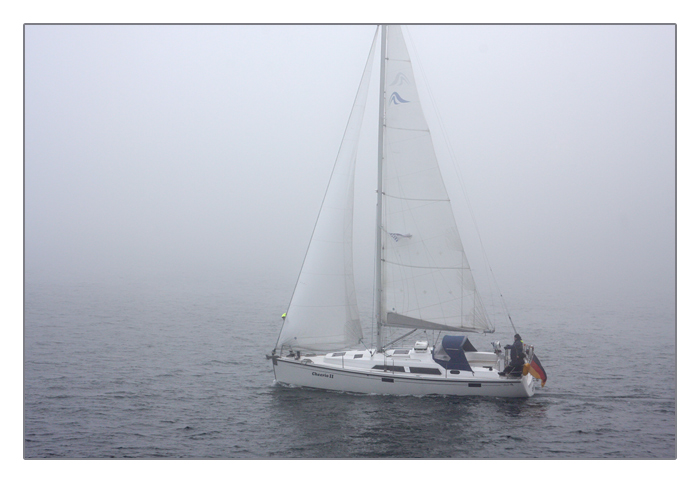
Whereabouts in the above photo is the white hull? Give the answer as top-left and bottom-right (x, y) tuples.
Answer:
(271, 348), (537, 398)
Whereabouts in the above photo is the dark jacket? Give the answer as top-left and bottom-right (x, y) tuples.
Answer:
(504, 338), (523, 363)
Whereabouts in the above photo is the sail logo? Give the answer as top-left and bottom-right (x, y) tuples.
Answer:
(389, 232), (413, 242)
(390, 72), (411, 86)
(389, 92), (410, 105)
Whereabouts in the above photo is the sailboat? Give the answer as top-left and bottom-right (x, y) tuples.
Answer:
(269, 25), (546, 397)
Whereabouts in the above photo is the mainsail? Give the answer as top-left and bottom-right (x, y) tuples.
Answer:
(276, 29), (378, 351)
(380, 26), (493, 334)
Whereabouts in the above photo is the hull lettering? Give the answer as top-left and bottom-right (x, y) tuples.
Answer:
(311, 371), (334, 379)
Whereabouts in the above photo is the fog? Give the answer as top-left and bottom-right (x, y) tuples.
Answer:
(24, 24), (675, 305)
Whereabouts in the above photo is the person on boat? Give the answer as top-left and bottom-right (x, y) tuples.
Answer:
(499, 334), (525, 376)
(501, 351), (526, 376)
(505, 333), (523, 361)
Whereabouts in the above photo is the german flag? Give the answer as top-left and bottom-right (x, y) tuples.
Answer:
(530, 354), (548, 387)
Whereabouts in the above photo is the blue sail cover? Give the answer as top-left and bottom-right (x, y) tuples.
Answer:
(432, 335), (473, 371)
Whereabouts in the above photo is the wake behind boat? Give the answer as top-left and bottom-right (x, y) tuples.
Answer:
(269, 25), (547, 397)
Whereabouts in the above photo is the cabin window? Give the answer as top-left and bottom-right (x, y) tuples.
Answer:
(371, 365), (406, 372)
(353, 354), (363, 359)
(392, 349), (410, 355)
(407, 367), (442, 375)
(332, 352), (346, 357)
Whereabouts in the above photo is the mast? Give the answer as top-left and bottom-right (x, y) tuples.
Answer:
(374, 25), (387, 351)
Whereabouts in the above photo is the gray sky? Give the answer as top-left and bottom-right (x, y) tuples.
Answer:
(24, 24), (675, 304)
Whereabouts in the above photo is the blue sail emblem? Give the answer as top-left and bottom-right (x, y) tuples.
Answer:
(390, 72), (410, 86)
(389, 92), (410, 105)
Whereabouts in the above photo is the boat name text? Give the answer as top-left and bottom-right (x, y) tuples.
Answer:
(312, 372), (334, 379)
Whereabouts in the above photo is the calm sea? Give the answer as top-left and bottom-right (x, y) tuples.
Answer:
(24, 270), (676, 459)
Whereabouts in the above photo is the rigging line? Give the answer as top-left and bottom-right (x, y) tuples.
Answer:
(384, 329), (418, 348)
(404, 26), (509, 334)
(358, 337), (372, 353)
(382, 259), (465, 270)
(386, 125), (430, 133)
(383, 193), (449, 202)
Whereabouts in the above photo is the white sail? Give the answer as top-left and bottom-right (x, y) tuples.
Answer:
(277, 29), (378, 351)
(271, 26), (541, 399)
(380, 26), (493, 333)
